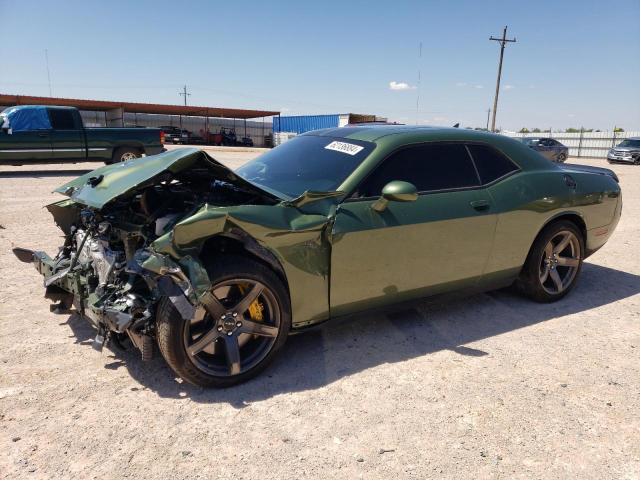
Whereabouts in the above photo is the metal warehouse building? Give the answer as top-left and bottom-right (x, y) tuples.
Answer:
(273, 113), (385, 134)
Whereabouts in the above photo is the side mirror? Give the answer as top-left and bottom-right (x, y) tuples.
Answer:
(372, 180), (418, 212)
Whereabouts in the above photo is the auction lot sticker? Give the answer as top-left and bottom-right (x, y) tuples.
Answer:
(325, 141), (364, 156)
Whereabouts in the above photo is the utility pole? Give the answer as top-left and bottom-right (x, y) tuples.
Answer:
(44, 49), (52, 97)
(179, 85), (191, 106)
(416, 41), (422, 125)
(489, 26), (516, 132)
(485, 108), (491, 131)
(178, 85), (191, 129)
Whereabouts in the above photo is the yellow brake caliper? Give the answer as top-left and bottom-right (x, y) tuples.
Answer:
(238, 284), (264, 321)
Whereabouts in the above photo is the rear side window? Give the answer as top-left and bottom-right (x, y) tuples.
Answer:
(355, 143), (480, 197)
(48, 109), (77, 130)
(467, 144), (518, 184)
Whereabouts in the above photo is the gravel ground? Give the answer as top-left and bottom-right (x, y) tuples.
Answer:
(1, 152), (638, 479)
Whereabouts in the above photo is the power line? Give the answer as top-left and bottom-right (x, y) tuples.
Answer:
(489, 26), (516, 132)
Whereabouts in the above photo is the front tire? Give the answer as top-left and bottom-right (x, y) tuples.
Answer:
(517, 220), (584, 303)
(156, 255), (291, 388)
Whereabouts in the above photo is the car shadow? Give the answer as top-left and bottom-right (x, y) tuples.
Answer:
(62, 262), (640, 407)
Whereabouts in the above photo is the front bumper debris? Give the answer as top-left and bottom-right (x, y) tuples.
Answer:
(11, 245), (199, 345)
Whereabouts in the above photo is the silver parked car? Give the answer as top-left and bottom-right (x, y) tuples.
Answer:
(521, 137), (569, 162)
(608, 138), (640, 165)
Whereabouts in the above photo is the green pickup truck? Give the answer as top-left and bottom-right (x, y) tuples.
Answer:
(0, 105), (165, 165)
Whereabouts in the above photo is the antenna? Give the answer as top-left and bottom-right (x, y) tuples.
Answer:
(44, 49), (52, 96)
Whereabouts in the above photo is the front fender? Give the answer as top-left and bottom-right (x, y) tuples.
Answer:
(150, 203), (333, 327)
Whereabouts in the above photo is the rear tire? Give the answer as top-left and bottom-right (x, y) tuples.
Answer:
(557, 153), (567, 162)
(156, 255), (291, 388)
(110, 147), (141, 164)
(517, 220), (584, 303)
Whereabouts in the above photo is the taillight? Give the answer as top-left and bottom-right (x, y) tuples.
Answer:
(160, 131), (165, 144)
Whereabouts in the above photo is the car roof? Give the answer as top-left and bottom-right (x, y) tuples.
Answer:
(301, 125), (512, 144)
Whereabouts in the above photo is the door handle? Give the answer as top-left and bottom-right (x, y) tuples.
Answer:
(470, 200), (490, 211)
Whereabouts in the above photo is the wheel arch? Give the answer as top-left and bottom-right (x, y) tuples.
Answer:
(521, 211), (587, 271)
(540, 212), (587, 242)
(199, 232), (290, 296)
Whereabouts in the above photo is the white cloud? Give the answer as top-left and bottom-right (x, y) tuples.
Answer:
(474, 84), (484, 89)
(455, 82), (467, 87)
(568, 113), (575, 118)
(389, 81), (416, 91)
(504, 84), (515, 90)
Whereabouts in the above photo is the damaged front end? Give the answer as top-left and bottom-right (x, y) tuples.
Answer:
(13, 148), (283, 359)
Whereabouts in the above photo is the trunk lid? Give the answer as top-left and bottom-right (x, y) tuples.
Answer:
(54, 147), (282, 209)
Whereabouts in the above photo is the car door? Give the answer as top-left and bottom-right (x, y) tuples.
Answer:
(548, 139), (564, 160)
(0, 128), (52, 164)
(48, 108), (86, 161)
(329, 143), (497, 317)
(538, 139), (555, 160)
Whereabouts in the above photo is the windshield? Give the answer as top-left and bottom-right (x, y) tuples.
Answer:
(521, 138), (541, 145)
(617, 139), (640, 148)
(236, 135), (375, 198)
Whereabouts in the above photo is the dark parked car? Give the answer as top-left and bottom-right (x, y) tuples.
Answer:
(159, 126), (204, 145)
(521, 137), (569, 162)
(14, 126), (622, 387)
(607, 138), (640, 165)
(159, 125), (182, 144)
(0, 106), (164, 164)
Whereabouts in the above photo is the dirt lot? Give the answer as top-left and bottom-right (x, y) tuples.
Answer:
(1, 152), (638, 479)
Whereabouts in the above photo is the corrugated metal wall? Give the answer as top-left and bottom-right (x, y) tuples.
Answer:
(79, 110), (274, 147)
(503, 131), (640, 158)
(272, 114), (340, 134)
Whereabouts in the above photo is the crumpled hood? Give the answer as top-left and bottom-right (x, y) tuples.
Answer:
(54, 148), (282, 209)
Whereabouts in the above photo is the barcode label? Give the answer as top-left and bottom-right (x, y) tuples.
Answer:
(324, 141), (364, 156)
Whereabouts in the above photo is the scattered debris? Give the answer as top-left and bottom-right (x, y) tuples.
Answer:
(378, 448), (396, 454)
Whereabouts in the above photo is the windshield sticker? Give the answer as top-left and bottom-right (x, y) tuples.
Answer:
(324, 141), (364, 156)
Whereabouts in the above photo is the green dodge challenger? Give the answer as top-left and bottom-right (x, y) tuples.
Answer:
(14, 126), (622, 387)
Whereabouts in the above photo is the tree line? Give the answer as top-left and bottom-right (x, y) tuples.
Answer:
(518, 127), (625, 133)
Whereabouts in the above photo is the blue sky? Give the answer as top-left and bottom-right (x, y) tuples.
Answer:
(1, 0), (638, 130)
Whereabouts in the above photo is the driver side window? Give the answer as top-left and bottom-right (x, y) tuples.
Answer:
(353, 143), (480, 198)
